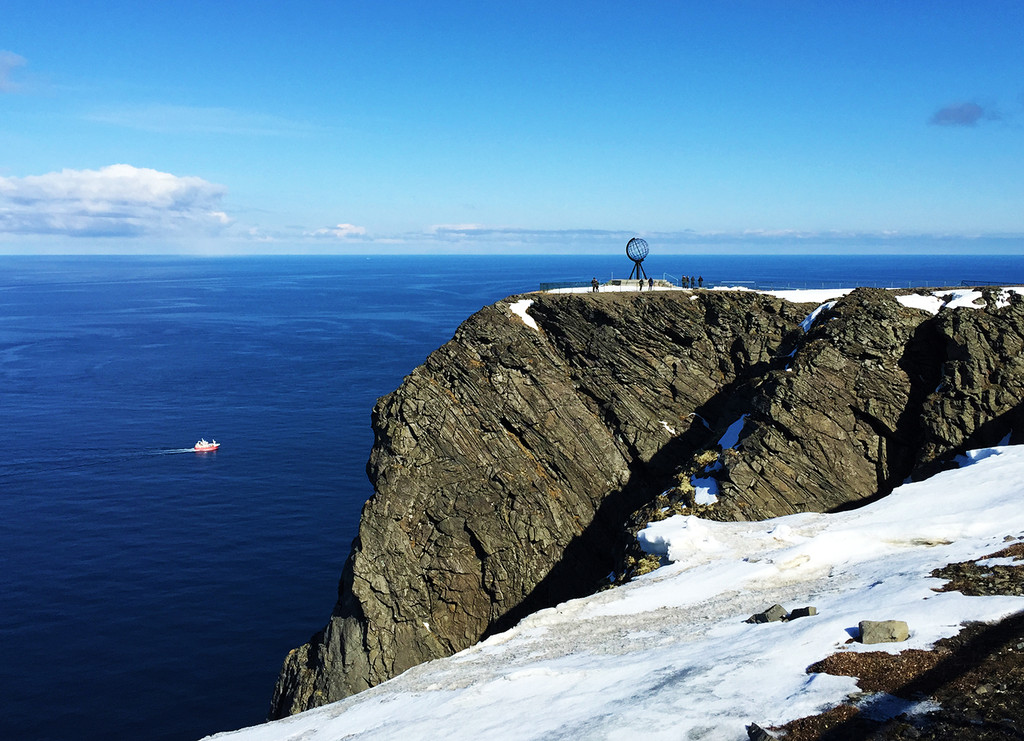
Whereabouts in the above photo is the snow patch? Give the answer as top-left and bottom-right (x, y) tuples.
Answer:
(856, 693), (942, 722)
(800, 301), (836, 332)
(509, 299), (538, 330)
(688, 412), (711, 429)
(690, 476), (720, 504)
(994, 287), (1024, 308)
(956, 446), (1003, 468)
(940, 289), (985, 309)
(762, 288), (854, 303)
(638, 514), (727, 562)
(718, 415), (748, 450)
(896, 293), (944, 315)
(976, 556), (1021, 567)
(897, 287), (1024, 314)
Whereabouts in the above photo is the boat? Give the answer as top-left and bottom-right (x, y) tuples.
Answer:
(194, 439), (220, 452)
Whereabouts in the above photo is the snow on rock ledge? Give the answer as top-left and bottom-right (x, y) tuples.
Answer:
(508, 299), (538, 330)
(896, 287), (1024, 315)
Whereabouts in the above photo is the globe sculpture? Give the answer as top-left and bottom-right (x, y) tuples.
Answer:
(626, 237), (649, 281)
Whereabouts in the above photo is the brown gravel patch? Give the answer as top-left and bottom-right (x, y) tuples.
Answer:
(931, 543), (1024, 597)
(806, 649), (946, 694)
(760, 542), (1024, 740)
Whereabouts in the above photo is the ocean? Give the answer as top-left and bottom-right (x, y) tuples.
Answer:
(2, 253), (1023, 740)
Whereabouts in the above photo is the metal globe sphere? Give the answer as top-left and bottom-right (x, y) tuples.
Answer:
(626, 237), (649, 262)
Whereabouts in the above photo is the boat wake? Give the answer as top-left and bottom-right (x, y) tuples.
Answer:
(0, 446), (217, 481)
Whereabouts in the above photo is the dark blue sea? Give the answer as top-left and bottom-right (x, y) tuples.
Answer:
(2, 253), (1023, 740)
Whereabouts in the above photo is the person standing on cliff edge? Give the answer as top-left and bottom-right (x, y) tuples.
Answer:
(591, 277), (599, 292)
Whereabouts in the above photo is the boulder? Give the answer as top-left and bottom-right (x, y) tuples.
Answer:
(859, 620), (910, 644)
(747, 722), (777, 740)
(746, 604), (790, 624)
(788, 606), (818, 620)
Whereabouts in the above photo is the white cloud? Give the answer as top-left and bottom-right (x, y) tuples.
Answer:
(428, 223), (487, 234)
(0, 50), (27, 93)
(246, 227), (276, 242)
(0, 164), (230, 237)
(426, 224), (629, 244)
(308, 223), (368, 239)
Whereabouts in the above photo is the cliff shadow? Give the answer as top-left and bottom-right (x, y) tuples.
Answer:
(912, 399), (1024, 482)
(829, 318), (946, 514)
(483, 378), (753, 638)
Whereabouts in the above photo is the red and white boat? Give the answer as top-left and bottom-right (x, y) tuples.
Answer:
(194, 439), (220, 452)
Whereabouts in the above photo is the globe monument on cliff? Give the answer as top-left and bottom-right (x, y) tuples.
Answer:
(626, 237), (649, 282)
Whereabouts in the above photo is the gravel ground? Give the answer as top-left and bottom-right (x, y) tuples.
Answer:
(769, 543), (1024, 740)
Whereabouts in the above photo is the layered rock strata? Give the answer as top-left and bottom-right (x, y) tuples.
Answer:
(661, 287), (1024, 525)
(271, 286), (1024, 718)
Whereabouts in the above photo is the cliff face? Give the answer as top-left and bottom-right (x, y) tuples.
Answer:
(271, 287), (1024, 718)
(684, 287), (1024, 523)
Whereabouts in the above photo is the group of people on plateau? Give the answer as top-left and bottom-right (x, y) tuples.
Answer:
(588, 275), (704, 292)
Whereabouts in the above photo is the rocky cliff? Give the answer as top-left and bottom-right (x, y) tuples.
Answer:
(270, 286), (1024, 718)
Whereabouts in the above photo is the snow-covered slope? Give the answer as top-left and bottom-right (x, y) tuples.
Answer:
(210, 445), (1024, 741)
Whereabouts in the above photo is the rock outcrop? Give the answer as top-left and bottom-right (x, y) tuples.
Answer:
(271, 286), (1024, 718)
(645, 287), (1024, 527)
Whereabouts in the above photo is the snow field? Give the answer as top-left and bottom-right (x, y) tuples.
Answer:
(211, 446), (1024, 741)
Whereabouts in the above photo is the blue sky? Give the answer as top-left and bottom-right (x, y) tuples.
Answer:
(2, 1), (1022, 254)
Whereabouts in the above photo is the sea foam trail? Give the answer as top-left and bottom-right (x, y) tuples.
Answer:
(0, 448), (205, 479)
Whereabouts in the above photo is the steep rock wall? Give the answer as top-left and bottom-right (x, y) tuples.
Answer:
(656, 288), (1024, 526)
(271, 287), (1024, 718)
(270, 290), (810, 716)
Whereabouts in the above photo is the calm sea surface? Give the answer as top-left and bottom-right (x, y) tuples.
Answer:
(2, 253), (1023, 740)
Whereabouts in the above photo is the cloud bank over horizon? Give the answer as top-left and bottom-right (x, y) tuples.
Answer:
(0, 165), (230, 238)
(306, 223), (368, 239)
(1, 159), (1022, 255)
